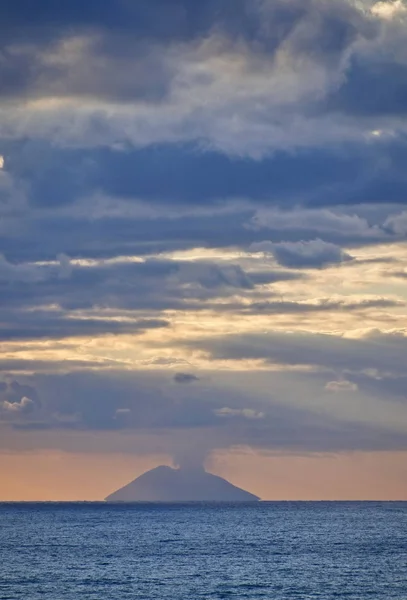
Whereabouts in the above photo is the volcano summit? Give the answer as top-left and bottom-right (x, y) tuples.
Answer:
(105, 466), (260, 502)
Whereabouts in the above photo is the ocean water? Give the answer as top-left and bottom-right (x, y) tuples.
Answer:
(0, 502), (406, 599)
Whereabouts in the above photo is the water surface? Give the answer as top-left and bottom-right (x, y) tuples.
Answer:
(1, 502), (406, 599)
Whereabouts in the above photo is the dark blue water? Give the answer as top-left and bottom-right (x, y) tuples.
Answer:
(0, 502), (406, 599)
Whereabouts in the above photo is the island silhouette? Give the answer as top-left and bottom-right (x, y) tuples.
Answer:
(105, 465), (260, 502)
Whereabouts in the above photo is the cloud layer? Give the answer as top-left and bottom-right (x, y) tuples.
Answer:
(1, 0), (407, 466)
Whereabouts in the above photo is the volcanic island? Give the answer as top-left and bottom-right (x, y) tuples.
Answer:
(105, 465), (260, 502)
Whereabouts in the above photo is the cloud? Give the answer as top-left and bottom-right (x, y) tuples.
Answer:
(214, 407), (264, 419)
(0, 0), (406, 157)
(384, 210), (407, 235)
(1, 0), (407, 469)
(1, 370), (406, 455)
(173, 373), (200, 384)
(114, 408), (132, 421)
(175, 262), (254, 290)
(0, 312), (169, 341)
(0, 380), (40, 407)
(2, 396), (34, 413)
(0, 358), (111, 373)
(237, 297), (404, 315)
(251, 238), (353, 268)
(0, 256), (285, 342)
(371, 1), (407, 20)
(249, 208), (384, 239)
(184, 329), (407, 376)
(325, 380), (359, 392)
(0, 254), (71, 283)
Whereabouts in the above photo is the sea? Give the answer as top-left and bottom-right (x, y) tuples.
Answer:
(0, 502), (406, 599)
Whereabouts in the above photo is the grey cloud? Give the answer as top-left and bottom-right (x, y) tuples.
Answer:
(12, 421), (52, 430)
(214, 407), (264, 419)
(249, 208), (384, 238)
(0, 0), (260, 46)
(0, 358), (114, 373)
(0, 249), (401, 342)
(346, 371), (407, 405)
(0, 0), (405, 158)
(325, 380), (359, 392)
(183, 329), (407, 376)
(1, 369), (406, 454)
(248, 270), (305, 285)
(0, 253), (71, 283)
(0, 310), (169, 341)
(2, 135), (406, 269)
(235, 297), (404, 315)
(115, 408), (132, 417)
(0, 257), (293, 329)
(324, 33), (407, 117)
(383, 210), (407, 235)
(176, 262), (254, 290)
(173, 373), (200, 384)
(1, 0), (407, 463)
(0, 35), (174, 104)
(0, 0), (370, 103)
(391, 271), (407, 280)
(251, 238), (353, 268)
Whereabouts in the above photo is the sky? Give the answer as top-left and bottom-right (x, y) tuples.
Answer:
(1, 0), (407, 501)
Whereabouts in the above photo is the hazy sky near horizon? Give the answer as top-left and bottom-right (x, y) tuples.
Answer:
(1, 0), (407, 500)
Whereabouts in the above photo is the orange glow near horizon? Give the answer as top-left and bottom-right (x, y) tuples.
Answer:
(1, 450), (406, 501)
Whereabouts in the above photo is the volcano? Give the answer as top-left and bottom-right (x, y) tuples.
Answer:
(104, 465), (260, 502)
